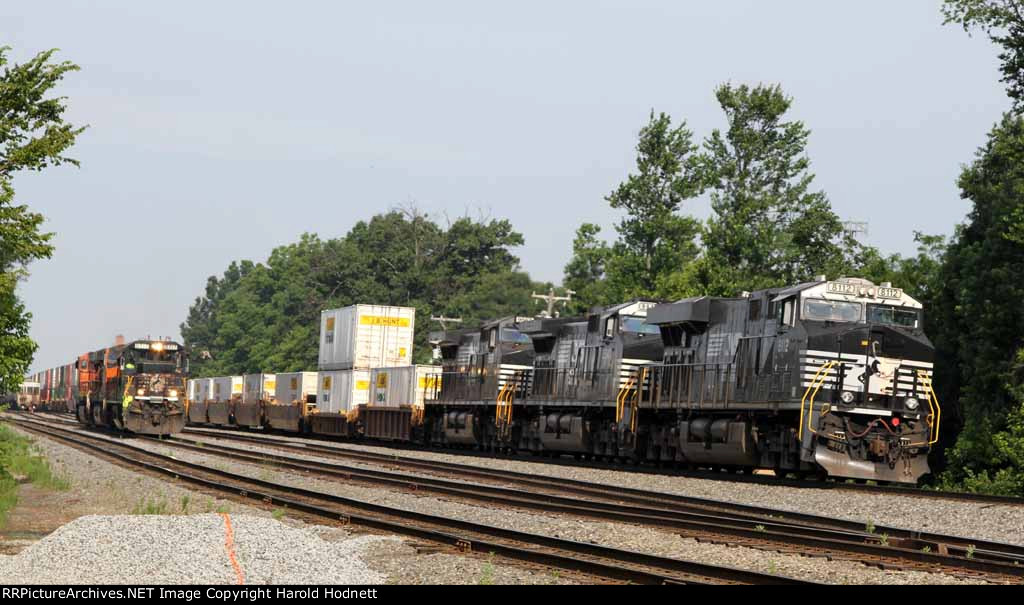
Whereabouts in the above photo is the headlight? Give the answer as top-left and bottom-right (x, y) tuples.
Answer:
(136, 388), (145, 396)
(169, 390), (178, 398)
(905, 397), (919, 410)
(840, 391), (856, 404)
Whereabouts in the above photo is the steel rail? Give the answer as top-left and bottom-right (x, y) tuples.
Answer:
(38, 410), (1024, 507)
(178, 423), (1024, 566)
(4, 416), (810, 585)
(139, 429), (1024, 580)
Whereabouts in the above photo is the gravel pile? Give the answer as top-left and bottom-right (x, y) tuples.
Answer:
(1, 426), (583, 585)
(138, 437), (988, 584)
(186, 428), (1024, 548)
(0, 515), (387, 584)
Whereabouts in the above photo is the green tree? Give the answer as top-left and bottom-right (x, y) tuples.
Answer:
(605, 111), (702, 298)
(0, 47), (84, 392)
(855, 232), (947, 315)
(563, 112), (702, 307)
(182, 210), (543, 374)
(700, 83), (855, 295)
(934, 114), (1024, 492)
(943, 0), (1024, 108)
(563, 223), (613, 313)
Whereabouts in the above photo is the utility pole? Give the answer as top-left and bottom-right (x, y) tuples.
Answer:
(429, 316), (463, 363)
(532, 288), (574, 318)
(430, 315), (463, 331)
(843, 221), (869, 244)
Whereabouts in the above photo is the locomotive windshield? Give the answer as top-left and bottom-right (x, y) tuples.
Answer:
(127, 344), (186, 374)
(867, 304), (920, 329)
(802, 299), (861, 323)
(621, 316), (660, 335)
(500, 328), (531, 344)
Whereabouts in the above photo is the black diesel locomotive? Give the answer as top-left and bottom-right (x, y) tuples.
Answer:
(424, 277), (938, 484)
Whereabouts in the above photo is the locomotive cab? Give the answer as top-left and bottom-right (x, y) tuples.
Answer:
(77, 339), (188, 436)
(790, 278), (935, 483)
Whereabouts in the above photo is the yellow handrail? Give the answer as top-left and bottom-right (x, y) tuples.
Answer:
(629, 368), (646, 432)
(798, 360), (836, 440)
(615, 375), (636, 423)
(918, 370), (941, 446)
(495, 382), (510, 427)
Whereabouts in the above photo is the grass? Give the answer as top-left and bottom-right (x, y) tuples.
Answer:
(477, 552), (496, 585)
(0, 423), (71, 527)
(272, 508), (286, 520)
(131, 495), (170, 515)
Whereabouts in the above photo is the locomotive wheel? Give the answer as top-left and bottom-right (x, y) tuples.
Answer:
(76, 404), (88, 424)
(91, 404), (103, 426)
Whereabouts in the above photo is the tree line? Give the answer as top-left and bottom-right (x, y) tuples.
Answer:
(2, 0), (1023, 494)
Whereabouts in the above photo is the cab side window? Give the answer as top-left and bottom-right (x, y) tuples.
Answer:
(776, 297), (796, 328)
(604, 316), (617, 339)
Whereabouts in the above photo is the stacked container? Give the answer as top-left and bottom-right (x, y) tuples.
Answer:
(242, 373), (276, 404)
(265, 371), (318, 432)
(317, 370), (371, 414)
(236, 373), (275, 428)
(211, 376), (243, 402)
(311, 305), (417, 438)
(274, 372), (319, 405)
(208, 376), (242, 426)
(186, 378), (212, 425)
(369, 365), (441, 408)
(365, 364), (440, 441)
(318, 305), (415, 370)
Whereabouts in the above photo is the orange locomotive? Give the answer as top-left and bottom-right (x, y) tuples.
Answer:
(69, 338), (188, 435)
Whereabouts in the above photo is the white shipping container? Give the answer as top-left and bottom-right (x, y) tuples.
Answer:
(316, 369), (370, 413)
(187, 379), (200, 402)
(274, 372), (319, 405)
(189, 378), (213, 402)
(318, 305), (415, 371)
(369, 365), (441, 408)
(212, 376), (244, 403)
(243, 373), (276, 404)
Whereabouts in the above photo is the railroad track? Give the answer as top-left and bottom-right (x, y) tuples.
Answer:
(20, 413), (1024, 582)
(33, 410), (1024, 507)
(177, 425), (1024, 563)
(3, 415), (810, 585)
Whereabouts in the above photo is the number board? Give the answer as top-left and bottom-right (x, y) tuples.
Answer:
(826, 282), (858, 296)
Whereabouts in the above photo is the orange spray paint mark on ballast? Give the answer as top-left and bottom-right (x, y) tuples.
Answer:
(221, 513), (245, 585)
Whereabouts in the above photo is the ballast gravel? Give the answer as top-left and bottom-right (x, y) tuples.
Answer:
(186, 427), (1024, 549)
(0, 424), (578, 584)
(130, 435), (987, 585)
(0, 515), (387, 584)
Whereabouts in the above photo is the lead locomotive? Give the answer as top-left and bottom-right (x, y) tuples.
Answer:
(425, 277), (938, 484)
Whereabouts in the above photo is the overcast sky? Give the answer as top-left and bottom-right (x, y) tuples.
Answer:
(5, 1), (1008, 373)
